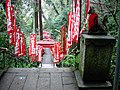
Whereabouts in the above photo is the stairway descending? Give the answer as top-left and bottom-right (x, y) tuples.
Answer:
(40, 48), (55, 68)
(0, 68), (78, 90)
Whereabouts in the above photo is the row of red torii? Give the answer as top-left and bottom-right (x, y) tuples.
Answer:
(28, 30), (67, 63)
(6, 0), (67, 63)
(5, 0), (91, 63)
(5, 0), (67, 63)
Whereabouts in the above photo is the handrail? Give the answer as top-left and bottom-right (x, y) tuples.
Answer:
(0, 47), (30, 69)
(0, 47), (8, 51)
(0, 47), (20, 60)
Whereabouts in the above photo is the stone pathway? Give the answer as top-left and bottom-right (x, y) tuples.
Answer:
(41, 48), (54, 68)
(0, 68), (78, 90)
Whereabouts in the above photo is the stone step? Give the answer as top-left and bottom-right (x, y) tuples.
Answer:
(41, 64), (55, 68)
(0, 70), (4, 77)
(74, 70), (112, 90)
(0, 68), (8, 78)
(7, 68), (73, 73)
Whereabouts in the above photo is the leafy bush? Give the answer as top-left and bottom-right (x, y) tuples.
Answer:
(58, 54), (80, 70)
(0, 3), (7, 32)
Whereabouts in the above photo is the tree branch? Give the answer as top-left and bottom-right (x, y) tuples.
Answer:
(51, 2), (59, 15)
(42, 12), (51, 26)
(105, 5), (118, 26)
(60, 0), (65, 10)
(113, 0), (118, 15)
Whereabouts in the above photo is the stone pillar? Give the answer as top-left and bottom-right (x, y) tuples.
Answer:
(79, 34), (116, 82)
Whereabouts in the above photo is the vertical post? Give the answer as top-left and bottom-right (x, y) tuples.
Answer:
(113, 7), (120, 90)
(77, 0), (82, 49)
(32, 0), (36, 34)
(67, 0), (69, 5)
(15, 58), (17, 67)
(35, 0), (38, 31)
(39, 0), (43, 40)
(80, 0), (82, 33)
(3, 52), (6, 68)
(22, 59), (24, 68)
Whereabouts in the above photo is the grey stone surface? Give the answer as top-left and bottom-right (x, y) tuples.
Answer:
(23, 74), (38, 90)
(37, 77), (50, 90)
(0, 73), (16, 90)
(0, 68), (78, 90)
(74, 70), (112, 89)
(51, 72), (63, 90)
(63, 84), (78, 90)
(42, 48), (53, 64)
(62, 72), (74, 77)
(62, 77), (76, 84)
(39, 72), (50, 78)
(0, 68), (113, 90)
(9, 75), (27, 90)
(79, 34), (116, 81)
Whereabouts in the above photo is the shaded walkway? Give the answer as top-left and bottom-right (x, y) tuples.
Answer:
(41, 48), (54, 68)
(0, 68), (78, 90)
(42, 48), (53, 64)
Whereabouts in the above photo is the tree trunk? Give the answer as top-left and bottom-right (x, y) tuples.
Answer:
(78, 0), (82, 50)
(67, 0), (69, 5)
(35, 12), (38, 30)
(43, 0), (59, 15)
(35, 0), (38, 32)
(39, 0), (43, 40)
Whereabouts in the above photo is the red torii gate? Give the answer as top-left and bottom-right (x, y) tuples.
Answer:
(37, 39), (61, 63)
(37, 40), (55, 54)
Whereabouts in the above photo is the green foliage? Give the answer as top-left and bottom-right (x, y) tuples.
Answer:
(42, 0), (70, 40)
(0, 1), (38, 69)
(0, 3), (7, 32)
(14, 0), (33, 35)
(0, 33), (9, 48)
(61, 55), (76, 67)
(49, 9), (69, 40)
(58, 54), (80, 70)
